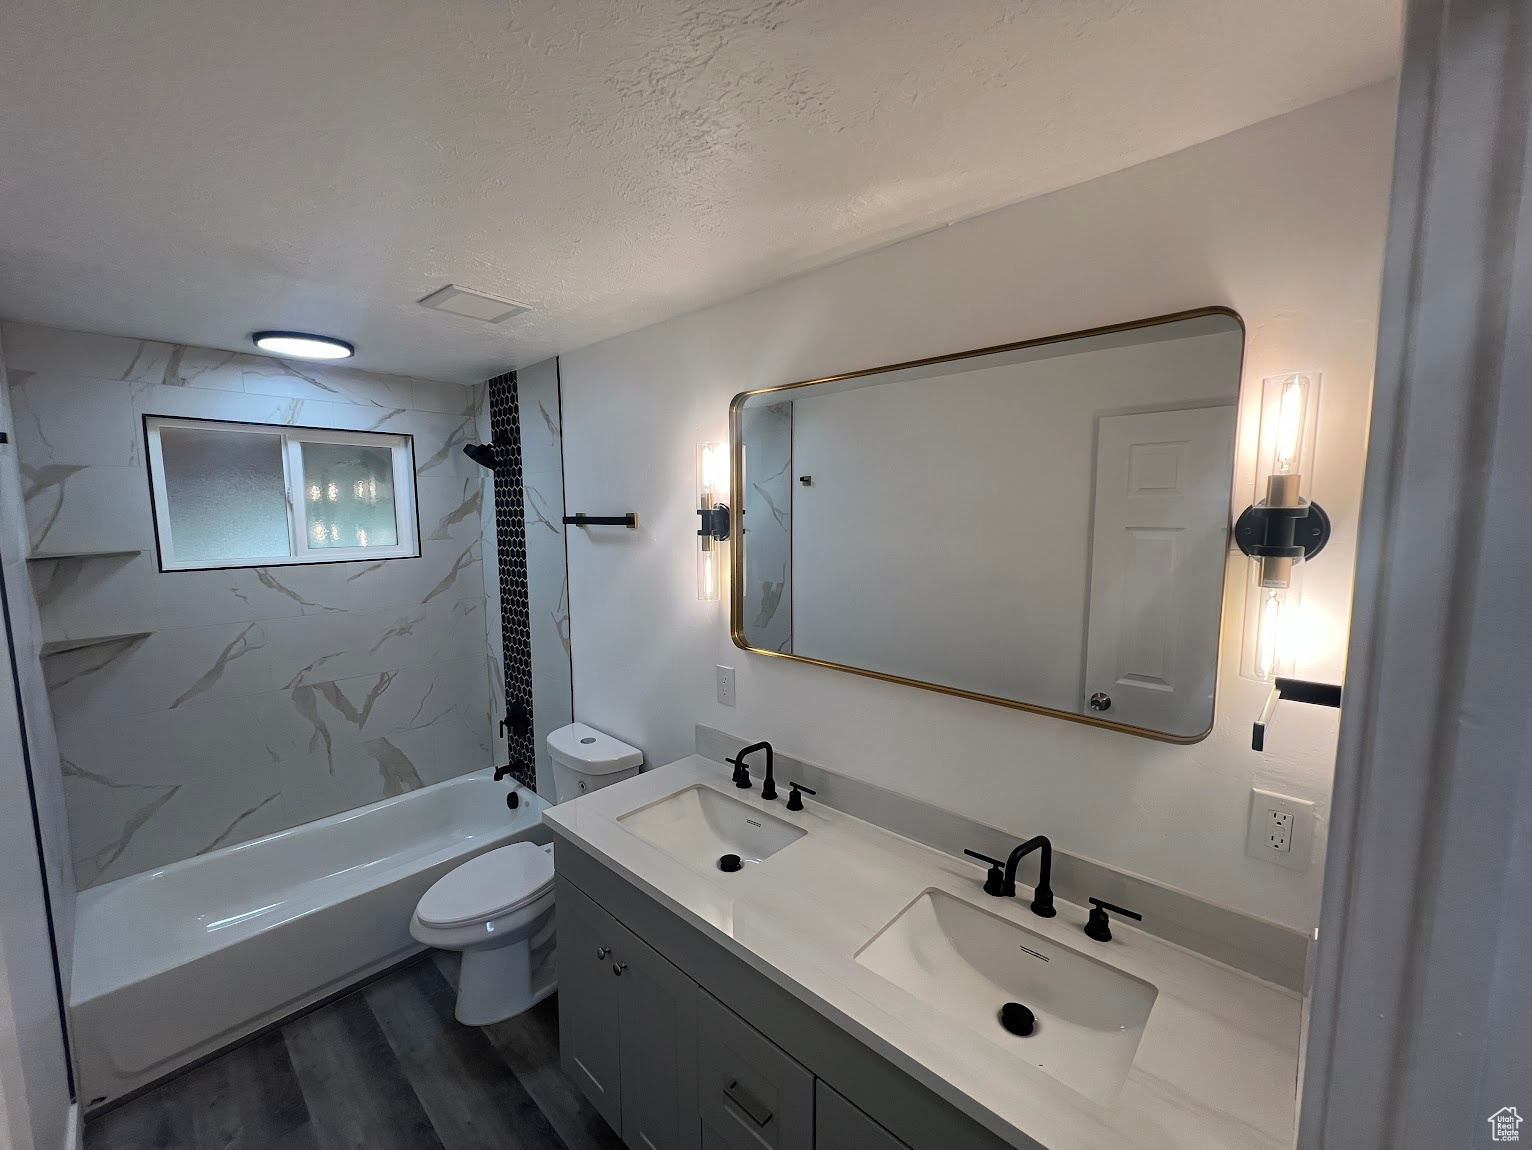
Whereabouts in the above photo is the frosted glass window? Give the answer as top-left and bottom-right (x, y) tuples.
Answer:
(157, 426), (291, 563)
(145, 416), (418, 570)
(300, 441), (399, 550)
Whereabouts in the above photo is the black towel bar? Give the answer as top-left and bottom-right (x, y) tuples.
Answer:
(1253, 676), (1343, 751)
(562, 513), (638, 528)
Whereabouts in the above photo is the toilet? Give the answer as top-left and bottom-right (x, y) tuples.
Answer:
(410, 722), (643, 1025)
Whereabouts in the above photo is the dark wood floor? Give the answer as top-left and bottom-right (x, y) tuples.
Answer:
(86, 954), (626, 1150)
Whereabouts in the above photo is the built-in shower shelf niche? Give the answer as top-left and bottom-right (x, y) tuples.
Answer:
(27, 548), (143, 562)
(40, 631), (151, 657)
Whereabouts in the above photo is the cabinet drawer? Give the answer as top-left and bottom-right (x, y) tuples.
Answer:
(815, 1082), (912, 1150)
(698, 992), (813, 1150)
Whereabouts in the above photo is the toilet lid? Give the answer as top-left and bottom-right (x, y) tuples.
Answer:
(416, 843), (554, 928)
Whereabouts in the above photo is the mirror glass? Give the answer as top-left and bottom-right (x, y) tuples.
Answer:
(731, 311), (1244, 741)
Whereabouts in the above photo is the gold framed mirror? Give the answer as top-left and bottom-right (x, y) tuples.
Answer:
(729, 307), (1246, 743)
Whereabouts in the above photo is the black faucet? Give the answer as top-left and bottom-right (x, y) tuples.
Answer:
(726, 742), (777, 799)
(962, 836), (1056, 917)
(1004, 837), (1056, 917)
(1004, 839), (1054, 918)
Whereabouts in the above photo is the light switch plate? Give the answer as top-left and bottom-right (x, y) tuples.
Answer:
(1246, 788), (1315, 871)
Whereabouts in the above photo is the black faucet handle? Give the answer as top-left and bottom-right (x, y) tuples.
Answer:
(1084, 897), (1142, 942)
(725, 754), (752, 790)
(963, 849), (1008, 897)
(1089, 897), (1142, 920)
(785, 782), (816, 811)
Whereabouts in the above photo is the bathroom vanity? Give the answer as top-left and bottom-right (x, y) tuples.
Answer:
(545, 756), (1303, 1150)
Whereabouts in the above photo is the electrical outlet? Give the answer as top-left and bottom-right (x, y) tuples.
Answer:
(1246, 788), (1314, 871)
(1268, 809), (1293, 853)
(715, 665), (736, 708)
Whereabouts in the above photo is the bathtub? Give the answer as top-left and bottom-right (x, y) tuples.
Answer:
(71, 768), (548, 1109)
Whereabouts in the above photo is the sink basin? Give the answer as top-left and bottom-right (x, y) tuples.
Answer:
(856, 889), (1156, 1104)
(618, 785), (806, 872)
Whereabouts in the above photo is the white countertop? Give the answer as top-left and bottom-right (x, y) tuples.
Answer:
(544, 757), (1301, 1150)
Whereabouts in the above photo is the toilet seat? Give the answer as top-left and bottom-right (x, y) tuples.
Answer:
(416, 842), (554, 929)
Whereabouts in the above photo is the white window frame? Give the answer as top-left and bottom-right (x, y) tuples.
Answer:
(144, 415), (420, 571)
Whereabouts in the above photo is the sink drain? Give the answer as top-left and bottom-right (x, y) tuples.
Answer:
(718, 854), (743, 872)
(999, 1002), (1036, 1036)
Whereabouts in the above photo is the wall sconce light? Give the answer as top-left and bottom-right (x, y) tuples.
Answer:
(1235, 372), (1331, 594)
(1236, 372), (1345, 749)
(697, 442), (731, 602)
(1236, 372), (1330, 683)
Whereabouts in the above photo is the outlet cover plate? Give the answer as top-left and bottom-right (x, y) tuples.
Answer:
(716, 665), (736, 708)
(1246, 788), (1315, 871)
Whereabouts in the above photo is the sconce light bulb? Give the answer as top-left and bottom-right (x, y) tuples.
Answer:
(700, 441), (728, 501)
(698, 547), (720, 602)
(1256, 590), (1284, 681)
(1274, 378), (1307, 473)
(697, 441), (729, 602)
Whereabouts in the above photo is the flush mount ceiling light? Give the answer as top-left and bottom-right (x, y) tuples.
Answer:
(418, 284), (530, 324)
(251, 331), (355, 360)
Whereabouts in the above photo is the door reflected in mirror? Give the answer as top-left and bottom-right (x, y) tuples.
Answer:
(730, 310), (1244, 742)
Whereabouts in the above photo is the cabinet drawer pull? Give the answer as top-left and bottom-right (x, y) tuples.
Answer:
(723, 1079), (772, 1128)
(596, 947), (610, 960)
(612, 961), (627, 976)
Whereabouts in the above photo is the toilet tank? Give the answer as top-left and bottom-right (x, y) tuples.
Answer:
(547, 723), (644, 803)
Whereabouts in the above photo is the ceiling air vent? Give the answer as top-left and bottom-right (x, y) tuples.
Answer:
(418, 284), (529, 324)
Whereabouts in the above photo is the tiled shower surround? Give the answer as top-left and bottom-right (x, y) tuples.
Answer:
(503, 359), (573, 798)
(3, 321), (499, 888)
(476, 360), (573, 799)
(485, 370), (536, 791)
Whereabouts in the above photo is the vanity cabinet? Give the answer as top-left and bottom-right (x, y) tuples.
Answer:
(555, 855), (1019, 1150)
(559, 881), (701, 1150)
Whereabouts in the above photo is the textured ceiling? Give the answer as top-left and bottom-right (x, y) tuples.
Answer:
(0, 0), (1401, 382)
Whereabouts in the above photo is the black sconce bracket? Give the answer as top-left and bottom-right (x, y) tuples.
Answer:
(698, 503), (731, 542)
(1234, 501), (1332, 563)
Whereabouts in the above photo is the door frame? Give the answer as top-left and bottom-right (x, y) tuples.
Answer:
(1300, 0), (1532, 1143)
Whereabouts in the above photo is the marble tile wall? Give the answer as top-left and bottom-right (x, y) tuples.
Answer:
(0, 326), (76, 987)
(515, 359), (573, 796)
(476, 382), (507, 772)
(1, 321), (496, 889)
(739, 402), (792, 654)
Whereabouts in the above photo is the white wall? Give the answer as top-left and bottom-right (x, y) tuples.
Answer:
(787, 328), (1241, 710)
(559, 83), (1394, 932)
